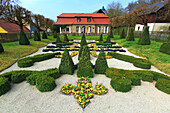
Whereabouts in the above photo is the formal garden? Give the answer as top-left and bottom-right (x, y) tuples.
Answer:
(0, 29), (170, 111)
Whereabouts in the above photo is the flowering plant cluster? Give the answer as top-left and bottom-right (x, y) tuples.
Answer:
(61, 77), (108, 109)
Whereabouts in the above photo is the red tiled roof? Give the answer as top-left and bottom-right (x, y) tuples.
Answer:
(55, 13), (110, 25)
(0, 19), (29, 33)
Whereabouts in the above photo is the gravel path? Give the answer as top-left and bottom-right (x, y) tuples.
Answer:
(0, 42), (169, 113)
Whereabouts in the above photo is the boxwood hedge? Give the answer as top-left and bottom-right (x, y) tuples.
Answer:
(0, 77), (11, 96)
(155, 79), (170, 94)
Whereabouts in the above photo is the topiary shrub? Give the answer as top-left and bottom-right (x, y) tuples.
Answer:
(64, 34), (69, 42)
(99, 34), (103, 42)
(155, 79), (170, 94)
(110, 77), (132, 92)
(11, 71), (33, 83)
(54, 31), (58, 38)
(36, 76), (56, 92)
(159, 35), (170, 55)
(80, 34), (87, 46)
(120, 29), (125, 39)
(133, 59), (151, 69)
(77, 46), (93, 78)
(95, 48), (108, 74)
(105, 36), (111, 43)
(138, 27), (150, 45)
(151, 71), (170, 81)
(34, 30), (41, 41)
(17, 57), (34, 68)
(59, 49), (75, 75)
(42, 31), (48, 39)
(133, 71), (154, 82)
(0, 77), (11, 96)
(0, 43), (4, 53)
(108, 29), (114, 38)
(56, 34), (62, 44)
(42, 68), (60, 79)
(19, 29), (30, 45)
(126, 28), (134, 41)
(0, 72), (13, 81)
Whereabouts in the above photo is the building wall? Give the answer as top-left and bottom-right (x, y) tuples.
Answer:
(60, 25), (109, 34)
(135, 23), (170, 32)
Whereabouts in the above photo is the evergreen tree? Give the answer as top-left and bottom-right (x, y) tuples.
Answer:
(99, 34), (103, 42)
(54, 31), (58, 38)
(56, 33), (62, 43)
(138, 27), (150, 45)
(105, 36), (111, 43)
(159, 35), (170, 55)
(64, 34), (69, 42)
(42, 31), (48, 39)
(108, 28), (114, 38)
(94, 48), (108, 74)
(34, 30), (41, 41)
(120, 29), (126, 39)
(77, 46), (93, 77)
(78, 45), (90, 60)
(126, 28), (135, 41)
(59, 48), (75, 74)
(19, 29), (30, 45)
(0, 43), (4, 53)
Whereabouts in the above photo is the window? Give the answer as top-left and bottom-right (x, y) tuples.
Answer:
(77, 18), (81, 22)
(89, 26), (91, 33)
(98, 26), (101, 33)
(138, 26), (140, 31)
(76, 26), (79, 33)
(105, 26), (108, 33)
(66, 28), (69, 32)
(87, 18), (91, 22)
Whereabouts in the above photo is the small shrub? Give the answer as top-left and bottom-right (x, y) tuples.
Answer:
(56, 34), (62, 44)
(59, 49), (75, 75)
(126, 28), (134, 41)
(11, 71), (33, 83)
(159, 35), (170, 55)
(133, 59), (151, 69)
(155, 79), (170, 94)
(34, 30), (41, 41)
(99, 34), (103, 41)
(138, 27), (150, 45)
(133, 71), (154, 82)
(0, 72), (13, 81)
(64, 34), (69, 42)
(95, 49), (108, 74)
(110, 77), (132, 92)
(80, 34), (87, 46)
(78, 45), (90, 60)
(53, 31), (58, 38)
(42, 31), (48, 39)
(0, 77), (11, 96)
(17, 57), (34, 68)
(120, 29), (125, 39)
(105, 36), (111, 43)
(108, 29), (114, 38)
(19, 29), (30, 45)
(0, 43), (4, 53)
(36, 76), (56, 92)
(42, 68), (60, 79)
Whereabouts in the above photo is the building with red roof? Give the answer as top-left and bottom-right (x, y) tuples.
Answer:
(0, 19), (29, 33)
(55, 10), (110, 34)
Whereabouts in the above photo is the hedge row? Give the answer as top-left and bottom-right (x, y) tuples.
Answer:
(106, 68), (170, 94)
(0, 68), (60, 95)
(96, 42), (116, 46)
(108, 52), (151, 69)
(17, 52), (60, 68)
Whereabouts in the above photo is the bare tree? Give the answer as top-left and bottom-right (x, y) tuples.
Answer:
(157, 1), (170, 21)
(106, 1), (125, 19)
(44, 18), (54, 32)
(29, 14), (45, 37)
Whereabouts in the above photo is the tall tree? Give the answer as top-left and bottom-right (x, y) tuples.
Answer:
(106, 1), (125, 19)
(44, 18), (54, 32)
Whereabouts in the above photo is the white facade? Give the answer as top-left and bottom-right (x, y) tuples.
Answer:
(135, 23), (170, 32)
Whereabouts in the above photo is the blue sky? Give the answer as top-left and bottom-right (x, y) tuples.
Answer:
(19, 0), (135, 21)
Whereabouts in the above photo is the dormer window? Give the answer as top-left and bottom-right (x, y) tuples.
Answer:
(87, 18), (91, 22)
(77, 18), (81, 22)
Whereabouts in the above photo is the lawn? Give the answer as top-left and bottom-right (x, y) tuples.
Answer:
(0, 37), (56, 72)
(113, 35), (170, 75)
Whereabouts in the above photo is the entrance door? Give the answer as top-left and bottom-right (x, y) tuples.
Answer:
(82, 26), (86, 33)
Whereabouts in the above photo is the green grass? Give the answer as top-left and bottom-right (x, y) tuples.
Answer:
(113, 35), (170, 75)
(0, 37), (56, 72)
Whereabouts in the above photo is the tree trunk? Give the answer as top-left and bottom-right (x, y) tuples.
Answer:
(127, 26), (130, 37)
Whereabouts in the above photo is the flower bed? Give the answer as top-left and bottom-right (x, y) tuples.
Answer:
(61, 77), (108, 109)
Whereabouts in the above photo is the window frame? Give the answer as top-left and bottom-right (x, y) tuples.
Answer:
(77, 18), (81, 22)
(87, 18), (91, 22)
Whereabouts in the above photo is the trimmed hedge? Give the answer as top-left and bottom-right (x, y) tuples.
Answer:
(126, 28), (134, 41)
(53, 31), (58, 38)
(132, 71), (154, 82)
(0, 71), (13, 81)
(19, 29), (30, 45)
(99, 34), (103, 41)
(159, 35), (170, 55)
(155, 79), (170, 94)
(42, 31), (48, 39)
(34, 30), (41, 41)
(94, 49), (108, 74)
(56, 42), (73, 46)
(64, 34), (69, 42)
(108, 52), (151, 69)
(17, 52), (60, 68)
(59, 49), (75, 75)
(0, 77), (11, 96)
(0, 43), (4, 53)
(36, 76), (56, 92)
(11, 71), (33, 83)
(120, 29), (125, 39)
(138, 27), (151, 45)
(110, 77), (132, 92)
